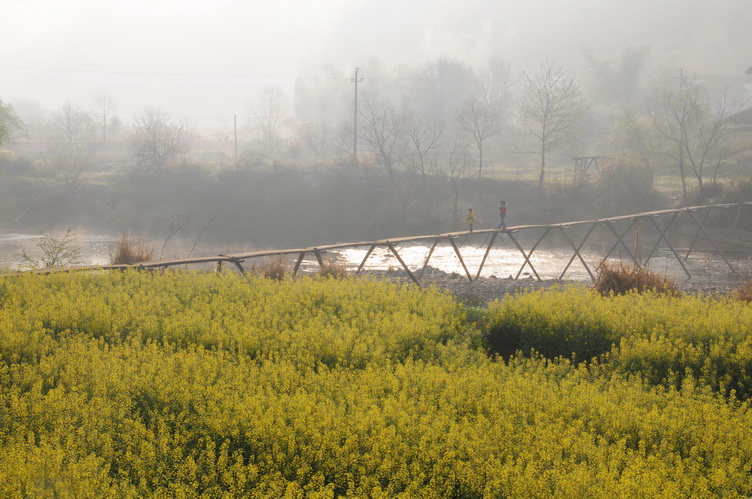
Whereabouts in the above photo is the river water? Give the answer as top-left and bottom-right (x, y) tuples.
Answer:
(2, 228), (751, 286)
(0, 230), (118, 269)
(334, 241), (752, 285)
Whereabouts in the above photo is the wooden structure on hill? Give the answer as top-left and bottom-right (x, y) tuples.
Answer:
(573, 156), (608, 175)
(25, 202), (752, 285)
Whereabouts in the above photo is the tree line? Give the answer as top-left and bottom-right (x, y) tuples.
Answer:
(1, 51), (750, 243)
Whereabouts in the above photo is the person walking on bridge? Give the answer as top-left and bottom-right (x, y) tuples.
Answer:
(498, 200), (507, 230)
(466, 208), (476, 232)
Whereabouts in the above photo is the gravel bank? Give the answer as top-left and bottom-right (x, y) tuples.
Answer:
(368, 266), (743, 307)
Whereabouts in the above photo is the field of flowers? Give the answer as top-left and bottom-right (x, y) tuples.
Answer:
(485, 285), (752, 399)
(1, 270), (751, 497)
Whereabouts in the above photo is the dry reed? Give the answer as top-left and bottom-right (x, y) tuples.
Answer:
(110, 235), (153, 265)
(593, 260), (681, 296)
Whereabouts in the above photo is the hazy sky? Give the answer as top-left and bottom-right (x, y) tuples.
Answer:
(2, 0), (750, 128)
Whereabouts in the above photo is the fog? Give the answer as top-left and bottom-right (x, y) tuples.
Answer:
(2, 0), (752, 265)
(3, 0), (750, 126)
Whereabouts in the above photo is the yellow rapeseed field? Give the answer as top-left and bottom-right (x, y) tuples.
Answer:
(0, 271), (751, 497)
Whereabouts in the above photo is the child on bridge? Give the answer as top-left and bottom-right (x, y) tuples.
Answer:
(466, 208), (476, 232)
(498, 201), (507, 230)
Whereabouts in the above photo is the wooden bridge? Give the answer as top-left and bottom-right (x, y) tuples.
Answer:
(31, 202), (752, 285)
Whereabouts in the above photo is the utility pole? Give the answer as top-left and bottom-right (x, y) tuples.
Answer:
(234, 114), (238, 159)
(351, 67), (363, 163)
(675, 68), (688, 203)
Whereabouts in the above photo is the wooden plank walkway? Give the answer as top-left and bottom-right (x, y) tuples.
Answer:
(20, 202), (752, 284)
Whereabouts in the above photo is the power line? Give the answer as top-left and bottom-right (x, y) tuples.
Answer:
(6, 132), (231, 146)
(351, 67), (364, 163)
(1, 64), (482, 82)
(0, 64), (301, 79)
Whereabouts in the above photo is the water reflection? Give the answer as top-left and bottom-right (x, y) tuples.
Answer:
(334, 243), (750, 284)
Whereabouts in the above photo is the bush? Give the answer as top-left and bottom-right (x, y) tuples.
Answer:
(261, 259), (287, 281)
(593, 260), (681, 296)
(18, 229), (83, 269)
(715, 177), (752, 204)
(685, 181), (725, 206)
(483, 285), (616, 363)
(594, 155), (663, 216)
(711, 177), (752, 231)
(110, 235), (153, 265)
(483, 285), (752, 399)
(729, 276), (752, 303)
(318, 260), (348, 279)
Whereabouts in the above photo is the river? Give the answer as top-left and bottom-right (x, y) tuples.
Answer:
(3, 228), (750, 286)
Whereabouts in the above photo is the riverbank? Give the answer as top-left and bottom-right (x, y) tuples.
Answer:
(371, 266), (746, 307)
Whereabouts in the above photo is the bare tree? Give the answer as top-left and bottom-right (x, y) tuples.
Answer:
(48, 103), (97, 192)
(476, 56), (514, 118)
(19, 229), (83, 269)
(403, 106), (444, 192)
(654, 79), (745, 202)
(92, 91), (117, 143)
(516, 62), (585, 186)
(358, 91), (404, 194)
(334, 120), (355, 162)
(131, 108), (187, 171)
(457, 97), (496, 178)
(249, 86), (287, 153)
(584, 46), (649, 105)
(300, 120), (333, 160)
(411, 58), (477, 124)
(442, 138), (474, 222)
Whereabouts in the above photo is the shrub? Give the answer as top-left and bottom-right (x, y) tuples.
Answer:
(18, 229), (83, 269)
(318, 261), (348, 279)
(483, 285), (752, 399)
(593, 260), (681, 296)
(484, 285), (616, 363)
(712, 177), (752, 231)
(729, 276), (752, 303)
(716, 177), (752, 204)
(110, 235), (153, 265)
(686, 181), (725, 206)
(454, 292), (486, 308)
(594, 154), (663, 216)
(262, 259), (287, 281)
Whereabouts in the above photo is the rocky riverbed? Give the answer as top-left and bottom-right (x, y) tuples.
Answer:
(368, 266), (746, 307)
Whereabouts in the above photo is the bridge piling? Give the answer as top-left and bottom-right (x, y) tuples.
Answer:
(475, 232), (499, 282)
(386, 242), (419, 285)
(449, 238), (473, 282)
(512, 229), (545, 281)
(685, 209), (736, 273)
(558, 223), (597, 281)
